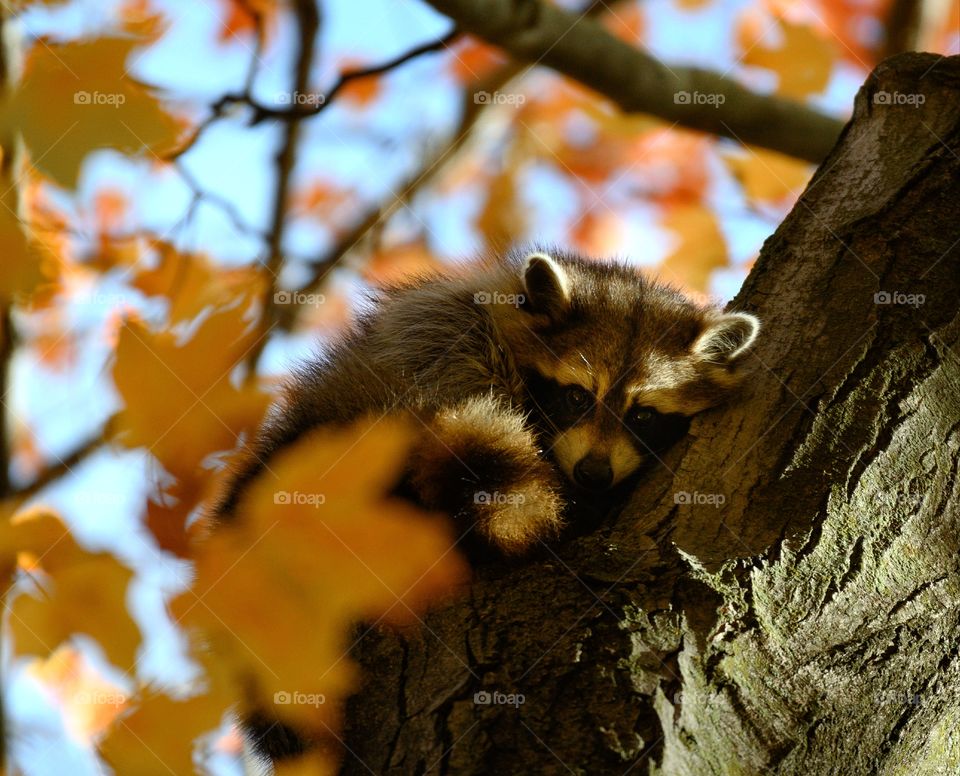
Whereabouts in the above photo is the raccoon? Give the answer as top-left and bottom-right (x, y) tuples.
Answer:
(217, 248), (759, 762)
(216, 248), (759, 555)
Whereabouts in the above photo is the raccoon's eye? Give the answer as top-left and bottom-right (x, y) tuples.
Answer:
(627, 406), (656, 426)
(564, 386), (591, 412)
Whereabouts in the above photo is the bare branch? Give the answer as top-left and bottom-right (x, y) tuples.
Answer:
(13, 422), (112, 501)
(421, 0), (846, 163)
(241, 29), (461, 123)
(244, 0), (321, 376)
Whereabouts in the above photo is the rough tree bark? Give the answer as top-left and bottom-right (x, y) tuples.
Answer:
(340, 52), (960, 775)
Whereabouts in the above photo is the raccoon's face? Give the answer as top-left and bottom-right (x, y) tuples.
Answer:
(511, 251), (760, 492)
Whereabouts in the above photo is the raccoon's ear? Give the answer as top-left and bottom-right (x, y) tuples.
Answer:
(693, 312), (760, 363)
(522, 252), (571, 321)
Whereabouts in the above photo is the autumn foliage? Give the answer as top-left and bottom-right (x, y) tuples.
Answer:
(0, 0), (956, 773)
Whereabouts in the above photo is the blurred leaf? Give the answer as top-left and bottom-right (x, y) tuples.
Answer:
(571, 210), (626, 257)
(118, 0), (170, 40)
(144, 479), (206, 559)
(7, 510), (140, 669)
(477, 167), (524, 248)
(174, 417), (468, 747)
(29, 645), (129, 740)
(739, 17), (834, 98)
(100, 687), (229, 775)
(0, 204), (43, 301)
(363, 242), (440, 284)
(293, 181), (355, 223)
(659, 203), (728, 292)
(112, 303), (270, 478)
(724, 146), (812, 207)
(5, 36), (183, 188)
(93, 187), (130, 234)
(6, 0), (70, 8)
(447, 36), (508, 82)
(601, 4), (646, 43)
(132, 242), (266, 324)
(338, 58), (383, 107)
(216, 0), (280, 44)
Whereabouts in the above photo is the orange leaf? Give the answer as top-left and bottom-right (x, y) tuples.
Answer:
(175, 418), (468, 750)
(217, 0), (279, 44)
(362, 242), (440, 285)
(337, 59), (382, 107)
(5, 36), (183, 188)
(739, 17), (834, 98)
(477, 167), (524, 248)
(0, 192), (44, 302)
(724, 146), (813, 208)
(132, 241), (266, 324)
(447, 36), (508, 82)
(602, 4), (646, 44)
(659, 203), (729, 293)
(100, 687), (229, 775)
(7, 510), (141, 670)
(112, 304), (270, 478)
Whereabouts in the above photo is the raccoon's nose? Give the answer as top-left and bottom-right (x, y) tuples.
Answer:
(573, 455), (613, 491)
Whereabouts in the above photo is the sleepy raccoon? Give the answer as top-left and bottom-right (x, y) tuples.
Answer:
(217, 248), (759, 762)
(216, 248), (759, 555)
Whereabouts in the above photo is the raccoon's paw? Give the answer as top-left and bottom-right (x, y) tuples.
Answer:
(410, 394), (564, 555)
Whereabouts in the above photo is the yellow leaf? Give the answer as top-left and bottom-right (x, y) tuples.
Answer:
(5, 37), (183, 188)
(112, 304), (270, 478)
(12, 555), (140, 669)
(132, 242), (266, 323)
(740, 19), (834, 98)
(176, 417), (468, 746)
(659, 203), (728, 293)
(0, 198), (44, 302)
(477, 168), (524, 249)
(724, 147), (813, 207)
(100, 688), (228, 776)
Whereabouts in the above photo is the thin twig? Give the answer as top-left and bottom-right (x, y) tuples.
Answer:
(243, 0), (320, 377)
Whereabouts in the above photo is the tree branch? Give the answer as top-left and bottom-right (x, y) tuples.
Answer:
(882, 0), (924, 58)
(421, 0), (846, 163)
(12, 424), (110, 501)
(244, 0), (321, 376)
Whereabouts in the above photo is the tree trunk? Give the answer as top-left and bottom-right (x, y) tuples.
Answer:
(340, 52), (960, 775)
